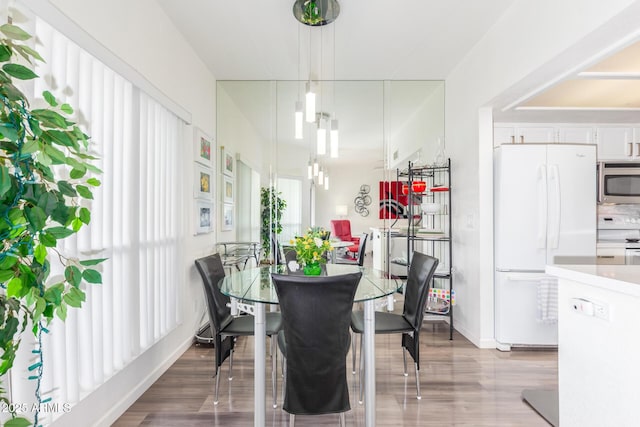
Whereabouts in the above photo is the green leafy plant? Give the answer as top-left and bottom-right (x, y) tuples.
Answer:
(260, 186), (286, 261)
(0, 23), (104, 426)
(291, 228), (332, 267)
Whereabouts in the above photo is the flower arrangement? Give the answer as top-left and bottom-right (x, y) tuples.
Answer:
(291, 228), (333, 268)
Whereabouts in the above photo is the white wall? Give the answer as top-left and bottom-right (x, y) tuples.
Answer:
(19, 0), (218, 425)
(388, 82), (446, 169)
(217, 85), (270, 241)
(445, 0), (639, 347)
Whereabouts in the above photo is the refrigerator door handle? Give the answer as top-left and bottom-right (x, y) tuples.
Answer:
(548, 164), (561, 249)
(537, 164), (547, 249)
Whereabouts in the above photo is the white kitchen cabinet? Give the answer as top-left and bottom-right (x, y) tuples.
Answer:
(558, 126), (594, 144)
(494, 125), (556, 145)
(517, 126), (556, 143)
(596, 126), (635, 160)
(493, 126), (516, 146)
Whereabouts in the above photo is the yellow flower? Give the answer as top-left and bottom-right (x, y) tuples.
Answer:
(294, 227), (333, 266)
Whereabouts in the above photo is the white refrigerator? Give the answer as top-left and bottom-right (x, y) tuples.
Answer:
(494, 144), (596, 349)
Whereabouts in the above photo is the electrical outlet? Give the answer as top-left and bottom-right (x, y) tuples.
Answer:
(570, 298), (594, 316)
(593, 302), (610, 321)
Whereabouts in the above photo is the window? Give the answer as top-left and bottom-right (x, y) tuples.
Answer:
(7, 18), (184, 423)
(277, 177), (303, 243)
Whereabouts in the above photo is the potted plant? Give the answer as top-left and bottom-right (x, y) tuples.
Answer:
(290, 228), (332, 275)
(1, 23), (104, 427)
(260, 186), (286, 263)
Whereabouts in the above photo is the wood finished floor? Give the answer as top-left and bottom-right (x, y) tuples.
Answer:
(113, 320), (557, 426)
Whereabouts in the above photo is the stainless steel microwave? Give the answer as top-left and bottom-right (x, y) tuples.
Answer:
(598, 162), (640, 204)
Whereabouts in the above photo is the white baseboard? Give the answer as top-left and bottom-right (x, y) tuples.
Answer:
(452, 322), (496, 349)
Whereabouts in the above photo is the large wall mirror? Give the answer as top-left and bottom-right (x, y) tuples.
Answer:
(217, 80), (444, 257)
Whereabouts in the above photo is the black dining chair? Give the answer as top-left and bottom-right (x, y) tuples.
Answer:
(270, 232), (285, 265)
(194, 253), (282, 406)
(335, 232), (368, 266)
(350, 251), (438, 400)
(271, 271), (362, 425)
(284, 248), (298, 266)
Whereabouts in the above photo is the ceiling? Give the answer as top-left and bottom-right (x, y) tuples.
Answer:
(156, 1), (640, 125)
(155, 0), (513, 80)
(518, 40), (640, 109)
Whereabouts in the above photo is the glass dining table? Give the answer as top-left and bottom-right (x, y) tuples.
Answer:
(219, 263), (402, 427)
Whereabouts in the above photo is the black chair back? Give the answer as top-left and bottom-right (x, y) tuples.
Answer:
(194, 253), (233, 334)
(272, 272), (362, 415)
(355, 233), (368, 266)
(402, 251), (439, 331)
(284, 249), (297, 265)
(270, 232), (284, 265)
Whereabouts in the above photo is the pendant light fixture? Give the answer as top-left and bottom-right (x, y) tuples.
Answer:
(293, 0), (340, 26)
(295, 25), (304, 139)
(295, 101), (304, 139)
(330, 118), (339, 158)
(305, 81), (316, 122)
(330, 22), (339, 158)
(294, 0), (341, 190)
(317, 119), (327, 155)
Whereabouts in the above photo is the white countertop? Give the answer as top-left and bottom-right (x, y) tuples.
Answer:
(546, 263), (640, 297)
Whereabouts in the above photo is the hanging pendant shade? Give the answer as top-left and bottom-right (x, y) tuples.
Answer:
(295, 101), (304, 139)
(330, 118), (339, 158)
(305, 82), (316, 123)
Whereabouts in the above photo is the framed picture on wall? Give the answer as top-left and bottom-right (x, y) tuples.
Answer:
(221, 146), (234, 176)
(222, 203), (234, 231)
(195, 200), (214, 234)
(194, 163), (214, 199)
(223, 175), (234, 203)
(194, 127), (214, 168)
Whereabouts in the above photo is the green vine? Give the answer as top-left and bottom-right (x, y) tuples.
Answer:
(0, 23), (104, 427)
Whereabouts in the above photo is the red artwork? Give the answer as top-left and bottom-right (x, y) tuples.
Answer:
(379, 181), (422, 219)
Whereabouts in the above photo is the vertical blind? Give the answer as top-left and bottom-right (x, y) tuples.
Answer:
(8, 17), (183, 424)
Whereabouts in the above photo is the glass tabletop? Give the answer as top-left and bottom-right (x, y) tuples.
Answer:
(219, 264), (402, 304)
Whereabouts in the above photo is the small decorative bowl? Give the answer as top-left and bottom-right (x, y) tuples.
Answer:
(421, 203), (441, 214)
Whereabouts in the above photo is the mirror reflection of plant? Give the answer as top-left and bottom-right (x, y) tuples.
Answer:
(260, 187), (286, 261)
(0, 23), (105, 426)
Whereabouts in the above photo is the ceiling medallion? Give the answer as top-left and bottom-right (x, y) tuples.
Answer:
(293, 0), (340, 26)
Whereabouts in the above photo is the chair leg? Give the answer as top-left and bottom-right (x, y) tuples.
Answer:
(214, 366), (221, 405)
(281, 350), (285, 378)
(339, 412), (346, 427)
(282, 358), (287, 403)
(359, 335), (364, 404)
(229, 348), (234, 380)
(414, 362), (421, 400)
(351, 332), (357, 374)
(402, 347), (408, 377)
(289, 413), (295, 427)
(271, 336), (278, 408)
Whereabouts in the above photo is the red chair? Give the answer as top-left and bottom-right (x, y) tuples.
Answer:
(330, 220), (360, 256)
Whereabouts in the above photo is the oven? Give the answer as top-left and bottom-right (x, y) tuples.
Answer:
(597, 213), (640, 264)
(598, 162), (640, 204)
(625, 248), (640, 264)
